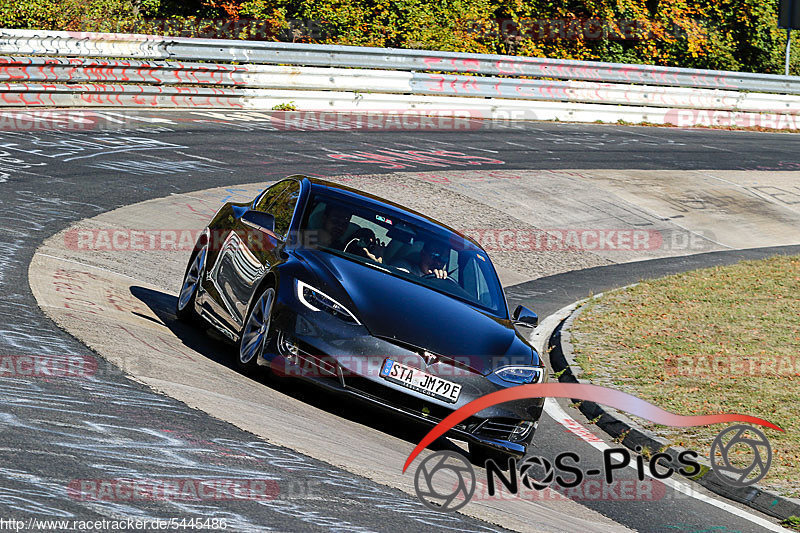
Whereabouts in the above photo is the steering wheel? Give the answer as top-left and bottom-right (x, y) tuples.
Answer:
(422, 272), (458, 284)
(343, 238), (362, 256)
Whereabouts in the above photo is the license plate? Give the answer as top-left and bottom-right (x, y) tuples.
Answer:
(379, 359), (461, 403)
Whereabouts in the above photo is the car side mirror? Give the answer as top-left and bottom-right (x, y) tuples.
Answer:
(512, 305), (538, 328)
(241, 210), (275, 233)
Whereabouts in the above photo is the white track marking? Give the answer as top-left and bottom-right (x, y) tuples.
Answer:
(463, 146), (500, 153)
(174, 151), (227, 164)
(543, 398), (790, 532)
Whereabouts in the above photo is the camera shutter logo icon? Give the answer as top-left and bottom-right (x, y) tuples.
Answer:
(519, 456), (554, 490)
(710, 425), (772, 487)
(413, 451), (476, 512)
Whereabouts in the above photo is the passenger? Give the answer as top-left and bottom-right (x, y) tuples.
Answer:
(344, 227), (385, 263)
(316, 203), (352, 250)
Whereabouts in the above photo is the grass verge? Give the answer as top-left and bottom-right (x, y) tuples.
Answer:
(570, 254), (800, 497)
(782, 516), (800, 531)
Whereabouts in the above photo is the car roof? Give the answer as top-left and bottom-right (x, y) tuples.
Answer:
(292, 175), (485, 251)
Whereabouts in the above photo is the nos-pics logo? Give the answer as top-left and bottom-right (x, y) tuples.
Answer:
(413, 425), (773, 512)
(402, 384), (781, 513)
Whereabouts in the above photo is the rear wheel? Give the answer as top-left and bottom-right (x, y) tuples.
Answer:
(238, 286), (276, 373)
(176, 244), (207, 322)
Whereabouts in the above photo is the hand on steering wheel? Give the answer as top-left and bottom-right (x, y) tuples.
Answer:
(422, 269), (457, 283)
(344, 238), (383, 263)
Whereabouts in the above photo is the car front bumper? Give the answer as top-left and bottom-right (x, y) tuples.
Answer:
(259, 285), (545, 457)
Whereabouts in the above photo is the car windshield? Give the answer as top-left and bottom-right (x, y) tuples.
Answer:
(300, 191), (507, 316)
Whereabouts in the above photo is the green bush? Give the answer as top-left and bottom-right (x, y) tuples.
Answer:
(0, 0), (797, 74)
(0, 0), (137, 31)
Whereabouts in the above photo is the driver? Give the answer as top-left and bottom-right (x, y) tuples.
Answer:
(400, 241), (449, 279)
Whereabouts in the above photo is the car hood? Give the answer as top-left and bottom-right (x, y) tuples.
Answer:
(295, 250), (535, 373)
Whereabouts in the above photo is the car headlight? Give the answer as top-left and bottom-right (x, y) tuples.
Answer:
(492, 365), (544, 385)
(296, 280), (361, 325)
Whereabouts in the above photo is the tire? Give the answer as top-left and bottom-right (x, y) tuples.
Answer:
(237, 285), (276, 373)
(469, 442), (514, 471)
(176, 244), (208, 322)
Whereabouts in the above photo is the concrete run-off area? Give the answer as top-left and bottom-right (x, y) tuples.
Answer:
(27, 167), (800, 531)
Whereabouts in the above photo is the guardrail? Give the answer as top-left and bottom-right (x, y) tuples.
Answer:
(0, 28), (799, 129)
(3, 55), (799, 114)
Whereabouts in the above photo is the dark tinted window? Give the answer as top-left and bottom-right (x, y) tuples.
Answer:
(254, 180), (293, 213)
(271, 183), (301, 237)
(252, 180), (300, 238)
(300, 192), (506, 316)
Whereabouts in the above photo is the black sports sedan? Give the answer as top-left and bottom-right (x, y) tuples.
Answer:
(177, 175), (545, 462)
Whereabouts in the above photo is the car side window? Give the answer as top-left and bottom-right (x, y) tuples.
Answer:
(270, 182), (301, 238)
(254, 180), (292, 213)
(462, 255), (494, 307)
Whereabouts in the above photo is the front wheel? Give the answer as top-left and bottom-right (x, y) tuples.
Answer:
(238, 286), (276, 373)
(176, 244), (207, 322)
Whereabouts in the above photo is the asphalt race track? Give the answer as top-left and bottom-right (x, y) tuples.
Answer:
(2, 110), (799, 532)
